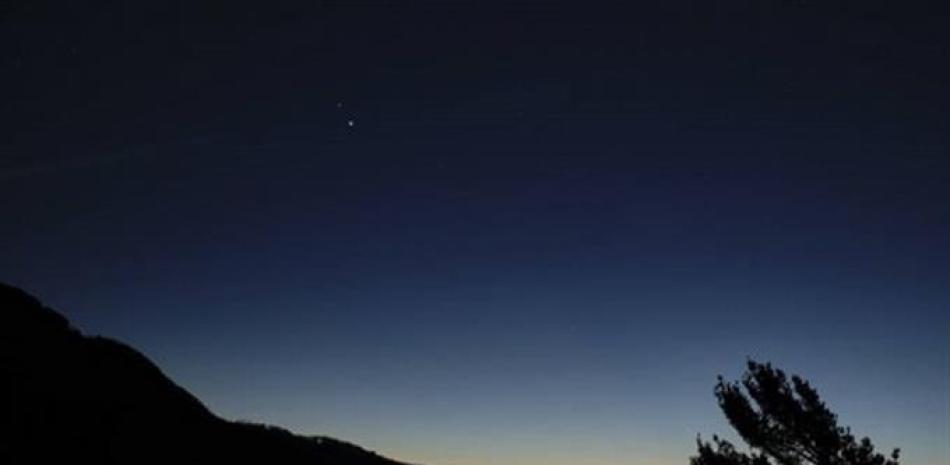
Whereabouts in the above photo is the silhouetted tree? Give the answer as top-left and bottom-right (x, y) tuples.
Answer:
(692, 360), (900, 465)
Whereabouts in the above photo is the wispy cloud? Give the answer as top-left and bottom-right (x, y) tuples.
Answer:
(0, 145), (163, 180)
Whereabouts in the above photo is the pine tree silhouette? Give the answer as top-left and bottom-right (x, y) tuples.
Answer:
(692, 360), (900, 465)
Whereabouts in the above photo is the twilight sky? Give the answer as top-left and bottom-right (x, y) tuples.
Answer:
(2, 2), (948, 465)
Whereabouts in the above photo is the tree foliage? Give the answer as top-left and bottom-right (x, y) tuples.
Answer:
(692, 361), (900, 465)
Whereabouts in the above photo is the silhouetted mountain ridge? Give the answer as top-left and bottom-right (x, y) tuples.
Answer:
(0, 283), (410, 465)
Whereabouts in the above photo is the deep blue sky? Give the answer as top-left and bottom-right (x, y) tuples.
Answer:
(2, 2), (948, 464)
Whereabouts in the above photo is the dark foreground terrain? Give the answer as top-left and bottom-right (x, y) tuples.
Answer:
(0, 283), (409, 465)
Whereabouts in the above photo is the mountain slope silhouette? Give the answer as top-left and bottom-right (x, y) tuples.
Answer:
(0, 283), (411, 465)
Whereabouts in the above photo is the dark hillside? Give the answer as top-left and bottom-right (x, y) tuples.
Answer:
(0, 283), (409, 465)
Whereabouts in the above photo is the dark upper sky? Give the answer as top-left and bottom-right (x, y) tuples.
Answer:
(2, 2), (948, 465)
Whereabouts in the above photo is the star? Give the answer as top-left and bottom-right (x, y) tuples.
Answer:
(347, 120), (355, 127)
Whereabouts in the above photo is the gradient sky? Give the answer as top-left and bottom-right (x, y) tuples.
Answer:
(2, 2), (949, 465)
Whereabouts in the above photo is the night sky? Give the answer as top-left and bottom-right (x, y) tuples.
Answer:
(2, 2), (949, 465)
